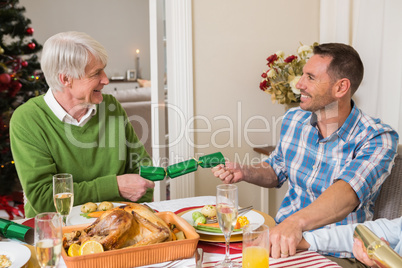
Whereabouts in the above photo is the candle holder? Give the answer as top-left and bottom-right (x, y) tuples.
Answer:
(136, 49), (141, 79)
(127, 69), (137, 81)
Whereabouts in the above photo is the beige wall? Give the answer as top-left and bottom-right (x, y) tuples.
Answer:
(19, 0), (150, 80)
(192, 0), (320, 215)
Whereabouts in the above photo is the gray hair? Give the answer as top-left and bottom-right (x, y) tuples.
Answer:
(41, 31), (108, 91)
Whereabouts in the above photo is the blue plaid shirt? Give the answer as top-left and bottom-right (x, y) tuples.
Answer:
(266, 102), (398, 257)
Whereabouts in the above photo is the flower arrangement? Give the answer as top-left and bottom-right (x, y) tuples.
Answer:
(259, 43), (317, 104)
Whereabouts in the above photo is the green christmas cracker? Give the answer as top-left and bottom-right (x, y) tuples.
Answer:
(0, 218), (34, 244)
(140, 152), (225, 181)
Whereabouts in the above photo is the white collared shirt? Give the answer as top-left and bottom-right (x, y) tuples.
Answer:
(44, 89), (97, 127)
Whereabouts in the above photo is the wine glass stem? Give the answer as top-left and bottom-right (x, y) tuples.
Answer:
(62, 215), (67, 226)
(224, 233), (231, 263)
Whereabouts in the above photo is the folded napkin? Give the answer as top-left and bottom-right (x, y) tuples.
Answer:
(198, 241), (242, 254)
(21, 218), (34, 228)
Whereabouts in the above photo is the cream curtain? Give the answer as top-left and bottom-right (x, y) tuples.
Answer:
(320, 0), (402, 136)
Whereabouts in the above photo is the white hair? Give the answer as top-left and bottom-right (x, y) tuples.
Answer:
(41, 31), (108, 91)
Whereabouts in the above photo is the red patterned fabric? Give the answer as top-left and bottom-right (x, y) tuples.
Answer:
(0, 195), (24, 220)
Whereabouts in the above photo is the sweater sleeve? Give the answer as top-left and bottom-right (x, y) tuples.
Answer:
(10, 100), (60, 218)
(303, 217), (402, 255)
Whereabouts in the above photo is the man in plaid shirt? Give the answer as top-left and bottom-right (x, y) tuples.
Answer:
(212, 43), (398, 265)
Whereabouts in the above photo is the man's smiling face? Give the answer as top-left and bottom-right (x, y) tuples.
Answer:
(69, 53), (109, 106)
(296, 54), (337, 113)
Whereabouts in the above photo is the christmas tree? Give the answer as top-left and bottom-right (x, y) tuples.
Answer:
(0, 0), (47, 196)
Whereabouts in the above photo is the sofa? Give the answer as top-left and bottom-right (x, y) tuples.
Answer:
(103, 87), (153, 156)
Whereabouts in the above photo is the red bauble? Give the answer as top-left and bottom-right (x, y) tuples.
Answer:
(26, 27), (34, 35)
(9, 80), (22, 96)
(0, 73), (11, 84)
(11, 80), (22, 89)
(21, 61), (28, 67)
(0, 84), (8, 92)
(27, 42), (36, 50)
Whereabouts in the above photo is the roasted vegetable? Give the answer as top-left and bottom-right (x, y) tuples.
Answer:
(201, 205), (217, 218)
(98, 201), (114, 211)
(175, 231), (186, 240)
(235, 216), (249, 229)
(81, 202), (97, 213)
(192, 211), (203, 221)
(194, 215), (206, 225)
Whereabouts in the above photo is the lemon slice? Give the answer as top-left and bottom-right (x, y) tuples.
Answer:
(68, 243), (81, 257)
(79, 240), (104, 255)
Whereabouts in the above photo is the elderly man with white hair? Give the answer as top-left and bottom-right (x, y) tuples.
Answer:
(10, 31), (154, 218)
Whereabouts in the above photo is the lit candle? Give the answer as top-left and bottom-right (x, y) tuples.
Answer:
(136, 49), (140, 78)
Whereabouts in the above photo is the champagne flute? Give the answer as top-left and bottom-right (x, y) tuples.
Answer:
(35, 212), (63, 268)
(215, 184), (241, 267)
(53, 173), (74, 225)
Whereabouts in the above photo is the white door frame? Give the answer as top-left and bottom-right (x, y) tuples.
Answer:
(165, 0), (195, 199)
(149, 0), (167, 201)
(149, 0), (194, 200)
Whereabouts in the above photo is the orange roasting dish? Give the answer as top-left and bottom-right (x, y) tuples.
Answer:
(61, 208), (200, 268)
(63, 203), (173, 252)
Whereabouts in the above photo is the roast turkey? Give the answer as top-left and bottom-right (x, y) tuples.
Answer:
(63, 203), (173, 251)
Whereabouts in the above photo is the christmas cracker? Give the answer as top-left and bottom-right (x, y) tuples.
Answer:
(354, 224), (402, 268)
(140, 152), (225, 181)
(0, 218), (34, 244)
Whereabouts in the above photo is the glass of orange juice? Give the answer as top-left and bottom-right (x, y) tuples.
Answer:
(242, 223), (270, 268)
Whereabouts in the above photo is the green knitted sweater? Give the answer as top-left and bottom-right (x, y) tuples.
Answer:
(10, 94), (153, 218)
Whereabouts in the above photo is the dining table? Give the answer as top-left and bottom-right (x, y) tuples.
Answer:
(11, 196), (342, 268)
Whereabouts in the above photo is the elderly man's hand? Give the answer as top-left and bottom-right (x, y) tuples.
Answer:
(269, 218), (303, 259)
(211, 161), (244, 184)
(117, 174), (155, 201)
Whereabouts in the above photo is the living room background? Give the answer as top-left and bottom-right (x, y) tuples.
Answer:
(20, 0), (151, 80)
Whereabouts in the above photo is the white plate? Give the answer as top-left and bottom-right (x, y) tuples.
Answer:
(181, 208), (265, 236)
(67, 202), (124, 226)
(0, 242), (31, 268)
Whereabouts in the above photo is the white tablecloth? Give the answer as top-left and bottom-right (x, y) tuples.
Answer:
(144, 196), (216, 213)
